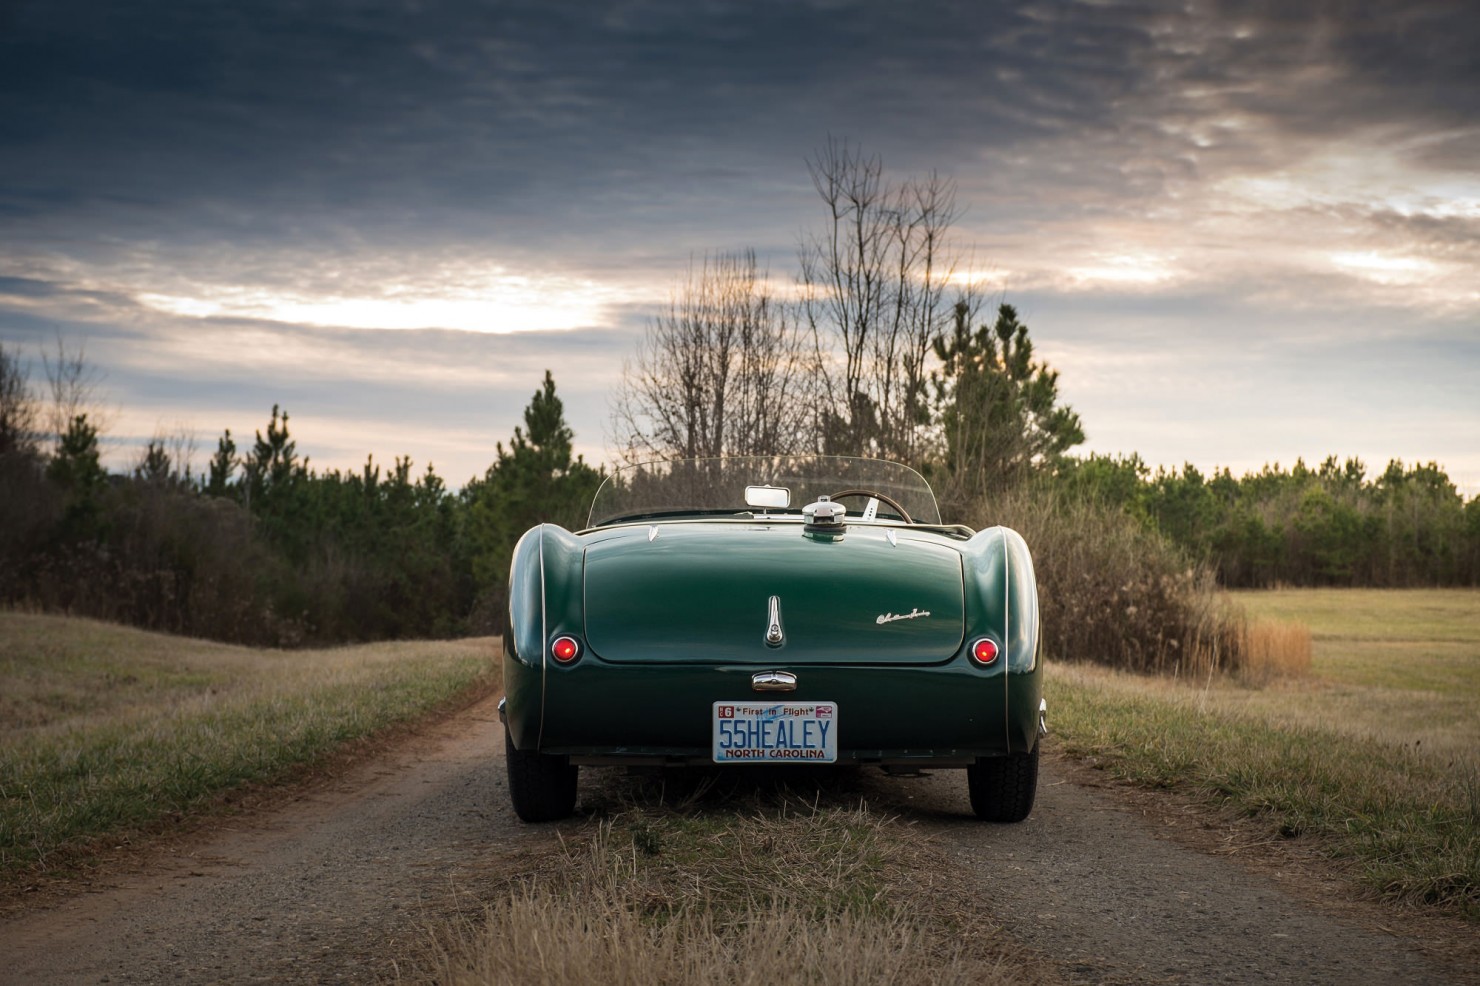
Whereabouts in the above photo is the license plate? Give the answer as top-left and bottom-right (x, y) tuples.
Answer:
(712, 702), (837, 763)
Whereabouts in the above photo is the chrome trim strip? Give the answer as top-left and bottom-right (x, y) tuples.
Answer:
(752, 670), (798, 692)
(765, 594), (785, 647)
(885, 529), (897, 547)
(648, 525), (659, 542)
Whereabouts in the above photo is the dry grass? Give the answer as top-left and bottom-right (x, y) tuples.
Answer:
(441, 889), (969, 986)
(1048, 588), (1480, 915)
(429, 798), (1022, 986)
(1233, 587), (1480, 647)
(0, 611), (497, 879)
(1234, 586), (1480, 690)
(1237, 619), (1313, 684)
(1230, 588), (1480, 761)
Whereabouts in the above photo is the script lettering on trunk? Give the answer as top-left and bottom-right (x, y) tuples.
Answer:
(875, 607), (931, 625)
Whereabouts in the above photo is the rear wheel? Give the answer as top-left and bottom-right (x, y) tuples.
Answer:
(967, 743), (1039, 822)
(505, 724), (578, 822)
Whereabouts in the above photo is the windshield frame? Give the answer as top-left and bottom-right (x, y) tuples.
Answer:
(587, 455), (943, 528)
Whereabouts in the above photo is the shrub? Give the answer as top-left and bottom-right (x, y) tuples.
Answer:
(973, 484), (1249, 677)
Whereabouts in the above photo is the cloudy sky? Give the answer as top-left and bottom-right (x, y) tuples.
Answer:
(2, 0), (1477, 493)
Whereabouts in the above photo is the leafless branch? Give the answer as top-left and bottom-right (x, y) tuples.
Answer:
(42, 334), (109, 449)
(610, 251), (818, 465)
(0, 343), (42, 458)
(799, 138), (978, 462)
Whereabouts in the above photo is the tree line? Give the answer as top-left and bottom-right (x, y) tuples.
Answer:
(1, 346), (597, 645)
(1055, 453), (1480, 588)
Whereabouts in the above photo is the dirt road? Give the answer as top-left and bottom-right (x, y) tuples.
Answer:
(0, 695), (536, 984)
(2, 694), (1473, 985)
(851, 766), (1477, 985)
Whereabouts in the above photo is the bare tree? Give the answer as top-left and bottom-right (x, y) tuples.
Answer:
(0, 343), (41, 459)
(800, 137), (977, 464)
(611, 250), (817, 464)
(42, 335), (109, 452)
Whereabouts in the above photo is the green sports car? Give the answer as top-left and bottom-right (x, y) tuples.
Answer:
(498, 455), (1045, 822)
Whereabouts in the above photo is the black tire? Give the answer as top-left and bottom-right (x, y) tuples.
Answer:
(967, 743), (1039, 823)
(505, 723), (578, 823)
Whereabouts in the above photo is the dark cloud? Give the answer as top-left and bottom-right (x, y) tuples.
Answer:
(1156, 1), (1480, 120)
(5, 0), (1475, 260)
(0, 2), (1169, 250)
(2, 1), (1477, 488)
(1364, 208), (1480, 256)
(0, 276), (62, 298)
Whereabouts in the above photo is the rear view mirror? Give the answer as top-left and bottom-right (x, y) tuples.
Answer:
(745, 485), (791, 510)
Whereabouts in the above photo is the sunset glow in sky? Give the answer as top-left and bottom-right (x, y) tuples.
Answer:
(2, 1), (1476, 492)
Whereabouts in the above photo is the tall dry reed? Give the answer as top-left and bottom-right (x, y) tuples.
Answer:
(1237, 619), (1313, 684)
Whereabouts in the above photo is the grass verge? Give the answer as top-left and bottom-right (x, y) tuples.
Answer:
(432, 785), (1026, 986)
(1047, 588), (1480, 917)
(0, 611), (497, 881)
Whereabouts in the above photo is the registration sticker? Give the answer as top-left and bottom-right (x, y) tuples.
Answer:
(712, 702), (838, 763)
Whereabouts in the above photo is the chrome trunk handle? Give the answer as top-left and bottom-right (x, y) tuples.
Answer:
(751, 670), (797, 692)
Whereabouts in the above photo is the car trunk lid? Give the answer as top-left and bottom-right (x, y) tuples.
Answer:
(584, 524), (964, 665)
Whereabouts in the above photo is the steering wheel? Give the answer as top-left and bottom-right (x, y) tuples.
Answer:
(828, 489), (914, 525)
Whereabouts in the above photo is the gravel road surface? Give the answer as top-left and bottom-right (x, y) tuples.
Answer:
(852, 765), (1476, 985)
(2, 694), (1473, 985)
(0, 695), (539, 984)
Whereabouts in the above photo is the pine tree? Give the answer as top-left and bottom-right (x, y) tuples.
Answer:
(932, 302), (1084, 501)
(462, 372), (603, 629)
(47, 414), (106, 494)
(206, 429), (237, 497)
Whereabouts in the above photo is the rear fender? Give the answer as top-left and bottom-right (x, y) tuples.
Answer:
(503, 523), (585, 750)
(960, 525), (1042, 753)
(961, 526), (1040, 675)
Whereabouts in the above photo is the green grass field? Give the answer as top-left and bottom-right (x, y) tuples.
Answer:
(0, 612), (498, 880)
(1239, 586), (1480, 688)
(1225, 588), (1480, 760)
(1046, 587), (1480, 916)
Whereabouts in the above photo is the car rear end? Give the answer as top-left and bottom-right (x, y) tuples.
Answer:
(504, 521), (1041, 767)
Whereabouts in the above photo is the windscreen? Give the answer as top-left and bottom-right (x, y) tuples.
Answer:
(587, 455), (942, 527)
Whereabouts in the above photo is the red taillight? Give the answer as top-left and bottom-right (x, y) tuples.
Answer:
(551, 636), (580, 663)
(970, 637), (999, 666)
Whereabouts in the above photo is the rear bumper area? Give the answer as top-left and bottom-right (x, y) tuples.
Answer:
(506, 655), (1042, 763)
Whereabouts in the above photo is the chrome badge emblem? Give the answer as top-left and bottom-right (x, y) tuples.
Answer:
(876, 607), (931, 625)
(765, 595), (785, 647)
